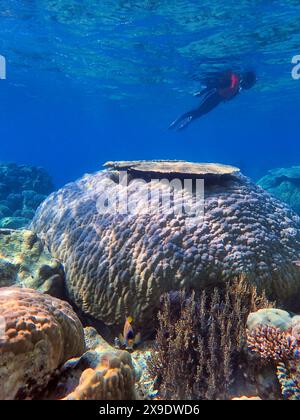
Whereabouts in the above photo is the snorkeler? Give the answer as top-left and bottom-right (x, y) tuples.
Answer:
(169, 70), (256, 131)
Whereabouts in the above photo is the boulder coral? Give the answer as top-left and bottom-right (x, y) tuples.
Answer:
(46, 327), (137, 400)
(247, 308), (293, 333)
(31, 160), (300, 330)
(0, 229), (65, 298)
(62, 351), (136, 400)
(0, 287), (85, 399)
(0, 163), (53, 229)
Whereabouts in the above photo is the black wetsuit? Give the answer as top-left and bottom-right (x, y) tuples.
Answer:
(169, 70), (241, 131)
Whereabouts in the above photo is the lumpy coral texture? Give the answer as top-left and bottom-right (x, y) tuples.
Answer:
(0, 229), (65, 297)
(0, 287), (85, 399)
(62, 351), (136, 400)
(45, 327), (137, 400)
(31, 162), (300, 330)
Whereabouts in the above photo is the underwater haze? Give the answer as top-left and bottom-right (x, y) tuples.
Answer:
(0, 0), (300, 186)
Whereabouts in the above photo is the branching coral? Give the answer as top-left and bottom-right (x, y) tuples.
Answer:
(31, 161), (300, 331)
(247, 319), (300, 400)
(148, 278), (272, 400)
(247, 325), (299, 363)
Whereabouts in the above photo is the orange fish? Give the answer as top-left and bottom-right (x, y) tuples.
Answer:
(118, 316), (141, 351)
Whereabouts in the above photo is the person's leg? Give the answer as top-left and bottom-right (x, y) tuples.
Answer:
(169, 91), (222, 131)
(195, 91), (223, 118)
(169, 111), (195, 130)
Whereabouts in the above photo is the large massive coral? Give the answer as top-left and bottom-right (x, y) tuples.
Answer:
(31, 160), (300, 330)
(0, 287), (85, 399)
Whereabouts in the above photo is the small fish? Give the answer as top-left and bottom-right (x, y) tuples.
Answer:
(117, 316), (141, 351)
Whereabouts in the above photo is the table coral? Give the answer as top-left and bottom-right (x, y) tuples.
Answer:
(0, 287), (85, 399)
(31, 160), (300, 331)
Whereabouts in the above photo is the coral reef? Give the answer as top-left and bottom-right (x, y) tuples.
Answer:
(148, 279), (273, 400)
(257, 166), (300, 215)
(0, 287), (85, 400)
(31, 160), (300, 331)
(0, 229), (65, 297)
(247, 308), (300, 400)
(277, 362), (300, 400)
(247, 325), (299, 362)
(132, 346), (158, 400)
(0, 163), (53, 229)
(45, 327), (137, 400)
(62, 352), (136, 400)
(247, 308), (293, 332)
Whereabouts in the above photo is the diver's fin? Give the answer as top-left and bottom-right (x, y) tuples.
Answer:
(177, 115), (193, 131)
(168, 119), (178, 130)
(169, 114), (193, 131)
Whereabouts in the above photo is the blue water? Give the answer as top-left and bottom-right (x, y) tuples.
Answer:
(0, 0), (300, 187)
